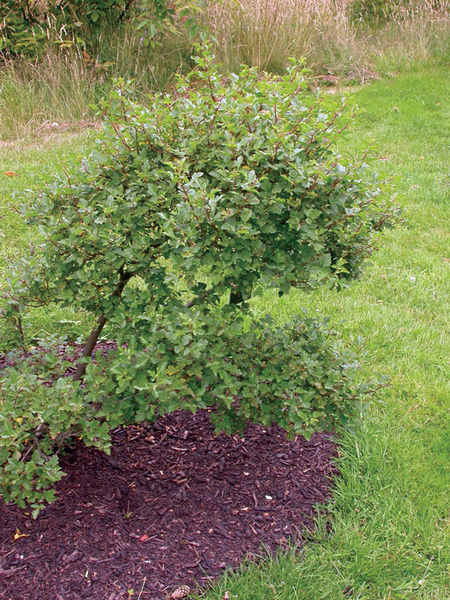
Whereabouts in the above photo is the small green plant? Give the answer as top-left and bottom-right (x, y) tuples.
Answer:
(0, 48), (396, 514)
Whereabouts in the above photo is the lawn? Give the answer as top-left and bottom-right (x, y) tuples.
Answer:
(1, 67), (449, 599)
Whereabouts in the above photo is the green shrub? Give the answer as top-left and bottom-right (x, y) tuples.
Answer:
(0, 48), (396, 514)
(0, 1), (126, 57)
(0, 1), (201, 58)
(0, 342), (103, 512)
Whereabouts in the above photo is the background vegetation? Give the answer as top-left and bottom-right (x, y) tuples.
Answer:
(0, 0), (448, 139)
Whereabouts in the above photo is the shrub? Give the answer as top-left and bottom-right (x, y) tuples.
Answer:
(0, 1), (201, 58)
(0, 48), (396, 514)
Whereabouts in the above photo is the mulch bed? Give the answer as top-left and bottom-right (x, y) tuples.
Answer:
(0, 348), (338, 600)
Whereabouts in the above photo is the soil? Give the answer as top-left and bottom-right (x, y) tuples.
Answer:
(0, 349), (338, 600)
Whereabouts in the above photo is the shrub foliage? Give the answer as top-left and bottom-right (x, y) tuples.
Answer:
(0, 49), (395, 514)
(0, 0), (202, 57)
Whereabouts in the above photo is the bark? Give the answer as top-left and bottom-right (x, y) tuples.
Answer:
(73, 269), (133, 381)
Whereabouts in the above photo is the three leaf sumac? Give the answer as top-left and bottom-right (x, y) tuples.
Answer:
(0, 50), (396, 514)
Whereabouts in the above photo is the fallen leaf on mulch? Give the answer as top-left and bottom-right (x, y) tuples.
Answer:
(13, 528), (29, 541)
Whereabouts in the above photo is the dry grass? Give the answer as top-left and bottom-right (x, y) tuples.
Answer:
(204, 0), (448, 75)
(205, 0), (356, 74)
(0, 34), (192, 140)
(0, 51), (97, 140)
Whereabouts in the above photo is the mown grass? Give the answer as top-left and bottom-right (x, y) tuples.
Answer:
(0, 67), (449, 599)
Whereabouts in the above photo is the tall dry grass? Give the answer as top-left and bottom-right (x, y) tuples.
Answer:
(0, 26), (193, 140)
(205, 0), (448, 76)
(205, 0), (357, 75)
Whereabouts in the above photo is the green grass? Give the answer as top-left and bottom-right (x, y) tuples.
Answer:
(0, 132), (96, 342)
(1, 67), (449, 599)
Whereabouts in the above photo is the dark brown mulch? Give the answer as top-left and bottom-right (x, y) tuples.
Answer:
(0, 409), (337, 600)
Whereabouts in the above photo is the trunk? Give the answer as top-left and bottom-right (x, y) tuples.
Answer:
(73, 269), (133, 381)
(73, 315), (107, 381)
